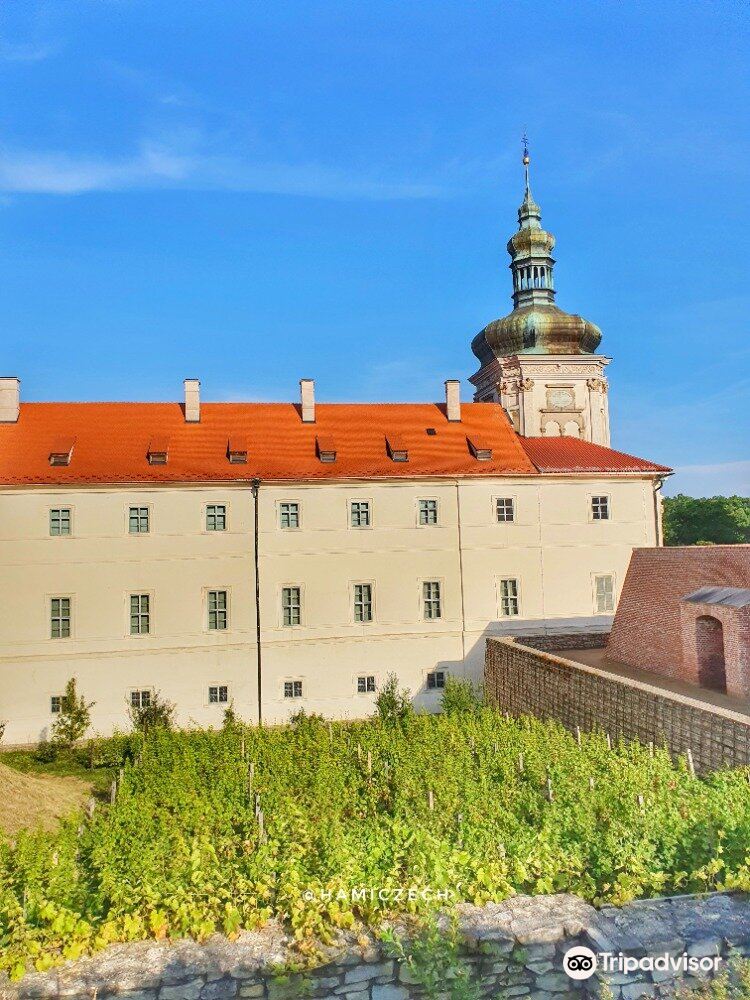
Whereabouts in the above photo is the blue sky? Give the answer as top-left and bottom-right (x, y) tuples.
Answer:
(1, 1), (748, 497)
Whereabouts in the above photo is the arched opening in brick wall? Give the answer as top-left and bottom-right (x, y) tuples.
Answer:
(695, 615), (727, 693)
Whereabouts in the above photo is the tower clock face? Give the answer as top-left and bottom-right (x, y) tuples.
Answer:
(548, 387), (574, 409)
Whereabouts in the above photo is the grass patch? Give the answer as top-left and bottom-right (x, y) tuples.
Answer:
(1, 747), (114, 795)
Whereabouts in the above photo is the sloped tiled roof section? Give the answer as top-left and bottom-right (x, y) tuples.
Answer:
(520, 436), (671, 474)
(0, 401), (533, 485)
(0, 402), (669, 486)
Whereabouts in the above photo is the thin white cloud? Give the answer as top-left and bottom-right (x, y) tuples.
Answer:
(0, 141), (442, 201)
(666, 460), (750, 499)
(0, 40), (59, 63)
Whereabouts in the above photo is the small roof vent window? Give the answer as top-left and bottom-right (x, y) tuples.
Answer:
(426, 427), (437, 436)
(227, 436), (248, 464)
(147, 437), (169, 465)
(386, 434), (409, 463)
(49, 438), (75, 467)
(468, 436), (493, 461)
(316, 436), (337, 464)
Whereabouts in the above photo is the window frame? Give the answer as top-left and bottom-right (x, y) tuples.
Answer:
(281, 585), (303, 628)
(207, 683), (230, 706)
(421, 579), (443, 621)
(129, 688), (153, 711)
(356, 674), (377, 695)
(206, 588), (230, 632)
(49, 595), (72, 639)
(590, 495), (611, 522)
(128, 592), (152, 636)
(283, 678), (304, 699)
(205, 503), (228, 533)
(498, 577), (521, 618)
(417, 498), (439, 527)
(426, 669), (447, 691)
(49, 507), (73, 537)
(352, 581), (374, 623)
(348, 498), (373, 530)
(127, 504), (151, 535)
(593, 573), (616, 614)
(50, 694), (63, 715)
(278, 500), (301, 531)
(494, 495), (517, 524)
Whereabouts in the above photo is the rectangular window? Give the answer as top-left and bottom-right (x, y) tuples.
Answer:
(595, 574), (615, 613)
(353, 583), (373, 623)
(500, 578), (520, 617)
(49, 508), (71, 536)
(591, 496), (610, 521)
(357, 675), (376, 693)
(418, 499), (438, 525)
(128, 506), (150, 534)
(207, 590), (228, 631)
(282, 586), (302, 626)
(50, 695), (62, 714)
(279, 502), (300, 529)
(50, 597), (71, 638)
(427, 670), (446, 690)
(129, 594), (150, 635)
(423, 581), (442, 620)
(130, 689), (151, 709)
(350, 501), (371, 528)
(284, 680), (303, 699)
(209, 685), (229, 704)
(496, 498), (515, 523)
(206, 504), (227, 531)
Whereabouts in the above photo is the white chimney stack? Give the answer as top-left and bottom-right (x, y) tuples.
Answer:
(0, 377), (20, 423)
(184, 378), (200, 423)
(300, 378), (315, 423)
(445, 379), (461, 422)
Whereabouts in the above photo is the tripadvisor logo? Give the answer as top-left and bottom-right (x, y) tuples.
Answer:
(563, 946), (598, 980)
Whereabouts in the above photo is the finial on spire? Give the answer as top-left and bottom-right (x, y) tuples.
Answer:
(521, 131), (531, 197)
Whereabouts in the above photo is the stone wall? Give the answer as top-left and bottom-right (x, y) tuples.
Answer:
(4, 893), (750, 1000)
(484, 637), (750, 774)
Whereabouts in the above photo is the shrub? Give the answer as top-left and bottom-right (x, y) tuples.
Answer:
(374, 672), (413, 724)
(222, 701), (240, 730)
(128, 691), (175, 733)
(0, 720), (5, 745)
(441, 676), (483, 715)
(51, 677), (94, 748)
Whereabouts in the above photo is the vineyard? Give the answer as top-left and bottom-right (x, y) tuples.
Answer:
(3, 710), (750, 980)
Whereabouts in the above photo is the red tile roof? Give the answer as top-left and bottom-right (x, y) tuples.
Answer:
(520, 436), (671, 474)
(0, 402), (669, 486)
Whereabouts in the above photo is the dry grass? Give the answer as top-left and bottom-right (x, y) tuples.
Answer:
(0, 761), (91, 838)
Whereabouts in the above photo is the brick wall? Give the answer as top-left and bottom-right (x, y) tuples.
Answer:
(608, 545), (750, 681)
(518, 632), (609, 652)
(485, 637), (750, 773)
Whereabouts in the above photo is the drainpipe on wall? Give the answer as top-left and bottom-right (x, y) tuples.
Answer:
(251, 479), (263, 724)
(653, 474), (672, 547)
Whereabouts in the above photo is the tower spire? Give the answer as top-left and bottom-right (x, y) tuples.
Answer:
(522, 132), (531, 199)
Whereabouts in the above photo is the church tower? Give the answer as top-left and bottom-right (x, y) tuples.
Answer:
(469, 142), (611, 445)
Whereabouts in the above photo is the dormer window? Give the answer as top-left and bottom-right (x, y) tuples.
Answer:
(386, 434), (408, 463)
(147, 438), (169, 465)
(316, 436), (336, 464)
(227, 437), (248, 465)
(468, 436), (493, 461)
(49, 438), (75, 467)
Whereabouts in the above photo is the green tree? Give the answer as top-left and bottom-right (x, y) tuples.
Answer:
(663, 494), (750, 546)
(440, 676), (483, 715)
(51, 677), (94, 748)
(128, 690), (175, 733)
(374, 672), (414, 724)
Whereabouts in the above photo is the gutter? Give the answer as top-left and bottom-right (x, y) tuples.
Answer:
(251, 478), (262, 724)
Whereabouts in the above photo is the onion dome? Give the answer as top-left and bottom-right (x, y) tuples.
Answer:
(472, 141), (602, 360)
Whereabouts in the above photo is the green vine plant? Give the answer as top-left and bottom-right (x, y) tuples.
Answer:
(380, 915), (482, 1000)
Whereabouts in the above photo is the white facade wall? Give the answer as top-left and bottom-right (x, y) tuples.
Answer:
(0, 476), (659, 742)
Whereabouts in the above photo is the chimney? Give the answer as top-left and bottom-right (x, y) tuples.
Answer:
(445, 379), (461, 422)
(184, 378), (200, 423)
(0, 378), (20, 423)
(300, 378), (315, 423)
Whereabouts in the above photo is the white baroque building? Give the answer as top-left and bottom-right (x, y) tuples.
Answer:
(0, 153), (670, 743)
